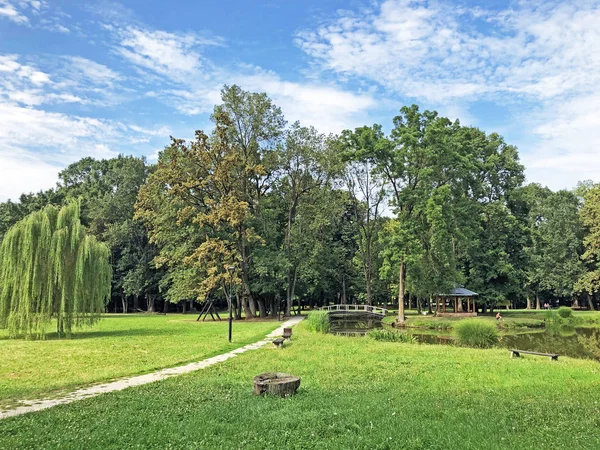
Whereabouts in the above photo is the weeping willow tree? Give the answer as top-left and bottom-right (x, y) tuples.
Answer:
(0, 201), (111, 339)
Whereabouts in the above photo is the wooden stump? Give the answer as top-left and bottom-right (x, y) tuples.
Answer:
(253, 372), (300, 397)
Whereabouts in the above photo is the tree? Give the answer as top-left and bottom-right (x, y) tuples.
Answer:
(371, 106), (459, 323)
(0, 201), (111, 338)
(339, 125), (387, 305)
(520, 186), (585, 308)
(136, 111), (256, 317)
(577, 184), (600, 308)
(276, 123), (335, 315)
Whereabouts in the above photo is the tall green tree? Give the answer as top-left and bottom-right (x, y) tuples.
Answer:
(519, 185), (585, 308)
(136, 111), (257, 317)
(339, 125), (387, 305)
(0, 201), (111, 338)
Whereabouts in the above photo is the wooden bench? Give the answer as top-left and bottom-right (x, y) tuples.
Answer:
(510, 349), (559, 361)
(272, 337), (285, 348)
(283, 328), (292, 340)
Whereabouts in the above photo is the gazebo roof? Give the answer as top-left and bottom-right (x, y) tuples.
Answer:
(439, 287), (478, 297)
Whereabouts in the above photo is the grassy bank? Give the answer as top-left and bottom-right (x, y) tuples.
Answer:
(383, 309), (600, 330)
(1, 322), (599, 449)
(0, 314), (280, 406)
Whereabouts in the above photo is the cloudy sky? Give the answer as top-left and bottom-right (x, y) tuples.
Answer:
(0, 0), (599, 201)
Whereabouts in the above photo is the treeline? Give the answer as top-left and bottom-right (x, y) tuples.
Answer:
(2, 85), (600, 318)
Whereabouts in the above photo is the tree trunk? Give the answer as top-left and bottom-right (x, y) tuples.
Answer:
(270, 296), (278, 318)
(235, 291), (242, 320)
(366, 274), (373, 306)
(397, 262), (406, 325)
(417, 297), (422, 314)
(286, 267), (298, 316)
(341, 274), (347, 305)
(121, 294), (128, 313)
(457, 297), (463, 312)
(147, 295), (154, 313)
(163, 299), (169, 313)
(253, 373), (300, 397)
(572, 296), (580, 308)
(535, 293), (541, 310)
(133, 295), (139, 311)
(588, 293), (596, 311)
(257, 298), (267, 318)
(526, 296), (532, 310)
(182, 301), (187, 314)
(428, 295), (433, 314)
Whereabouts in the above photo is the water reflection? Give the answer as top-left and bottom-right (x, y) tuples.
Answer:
(410, 326), (600, 361)
(329, 316), (383, 335)
(328, 315), (600, 362)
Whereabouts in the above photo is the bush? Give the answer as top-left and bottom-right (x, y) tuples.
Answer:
(557, 306), (573, 319)
(454, 320), (499, 348)
(368, 328), (417, 343)
(305, 311), (330, 333)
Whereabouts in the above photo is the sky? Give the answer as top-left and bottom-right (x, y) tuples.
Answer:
(0, 0), (599, 201)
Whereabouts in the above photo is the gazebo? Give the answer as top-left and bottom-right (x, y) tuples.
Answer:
(436, 287), (478, 317)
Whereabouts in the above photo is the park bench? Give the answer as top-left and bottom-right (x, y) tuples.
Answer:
(272, 337), (286, 348)
(283, 328), (292, 340)
(510, 349), (559, 361)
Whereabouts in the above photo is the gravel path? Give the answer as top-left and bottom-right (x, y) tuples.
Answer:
(0, 316), (305, 420)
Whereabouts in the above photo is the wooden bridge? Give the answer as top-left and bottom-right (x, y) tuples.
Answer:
(319, 304), (388, 317)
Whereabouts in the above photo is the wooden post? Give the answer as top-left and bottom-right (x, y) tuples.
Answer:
(443, 298), (446, 312)
(473, 300), (476, 313)
(467, 297), (470, 312)
(454, 297), (457, 313)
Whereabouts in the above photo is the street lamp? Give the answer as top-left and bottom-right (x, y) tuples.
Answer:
(227, 265), (235, 342)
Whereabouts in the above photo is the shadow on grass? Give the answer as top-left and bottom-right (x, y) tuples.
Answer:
(0, 327), (175, 341)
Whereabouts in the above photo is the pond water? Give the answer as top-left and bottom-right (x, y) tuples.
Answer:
(413, 327), (600, 361)
(329, 316), (383, 335)
(329, 317), (600, 361)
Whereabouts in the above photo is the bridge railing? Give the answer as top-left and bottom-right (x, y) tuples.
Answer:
(319, 304), (388, 316)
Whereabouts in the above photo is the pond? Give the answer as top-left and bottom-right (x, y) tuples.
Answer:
(329, 317), (600, 361)
(329, 315), (383, 335)
(412, 326), (600, 361)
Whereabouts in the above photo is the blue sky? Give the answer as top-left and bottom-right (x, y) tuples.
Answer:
(1, 0), (599, 201)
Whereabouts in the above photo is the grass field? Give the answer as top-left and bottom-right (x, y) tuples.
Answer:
(0, 314), (280, 407)
(1, 321), (600, 449)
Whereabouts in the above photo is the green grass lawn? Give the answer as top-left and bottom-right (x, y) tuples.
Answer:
(0, 314), (280, 407)
(2, 322), (600, 449)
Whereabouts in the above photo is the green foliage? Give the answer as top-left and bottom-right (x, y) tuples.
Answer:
(0, 201), (111, 339)
(454, 319), (499, 348)
(305, 310), (330, 333)
(368, 327), (417, 343)
(557, 306), (573, 319)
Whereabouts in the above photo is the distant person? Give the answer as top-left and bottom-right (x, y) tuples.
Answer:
(544, 302), (548, 309)
(496, 312), (502, 321)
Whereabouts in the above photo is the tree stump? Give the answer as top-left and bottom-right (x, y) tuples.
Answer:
(253, 372), (300, 397)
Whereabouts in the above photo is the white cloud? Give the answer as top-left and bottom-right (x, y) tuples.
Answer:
(297, 0), (600, 102)
(238, 70), (377, 133)
(116, 27), (219, 82)
(0, 148), (60, 201)
(296, 0), (600, 188)
(0, 0), (28, 24)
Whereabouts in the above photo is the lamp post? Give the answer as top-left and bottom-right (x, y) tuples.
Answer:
(228, 265), (235, 343)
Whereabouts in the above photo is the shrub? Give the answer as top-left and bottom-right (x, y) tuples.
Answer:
(368, 328), (417, 343)
(454, 320), (499, 348)
(557, 306), (573, 319)
(305, 311), (330, 333)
